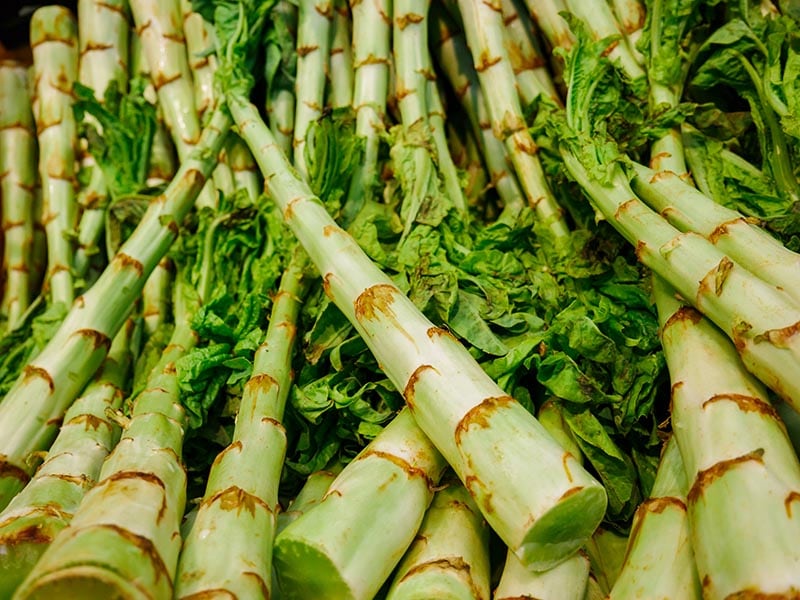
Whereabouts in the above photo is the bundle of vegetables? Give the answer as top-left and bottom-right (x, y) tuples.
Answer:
(1, 0), (800, 597)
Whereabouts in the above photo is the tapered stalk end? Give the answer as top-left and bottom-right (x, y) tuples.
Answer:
(273, 541), (352, 599)
(16, 565), (145, 600)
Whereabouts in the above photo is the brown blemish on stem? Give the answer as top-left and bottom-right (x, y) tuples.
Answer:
(396, 12), (424, 30)
(114, 252), (144, 277)
(206, 486), (270, 518)
(102, 471), (168, 523)
(784, 491), (800, 518)
(464, 474), (494, 516)
(0, 461), (31, 485)
(614, 198), (638, 222)
(22, 365), (55, 392)
(455, 396), (514, 443)
(398, 556), (478, 594)
(702, 393), (779, 419)
(153, 71), (182, 90)
(66, 413), (111, 432)
(558, 486), (584, 501)
(297, 44), (319, 58)
(641, 495), (686, 513)
(601, 39), (620, 57)
(211, 440), (243, 470)
(475, 51), (502, 73)
(354, 283), (399, 321)
(357, 449), (432, 486)
(178, 589), (237, 599)
(244, 571), (271, 598)
(754, 320), (800, 348)
(403, 364), (439, 411)
(0, 524), (53, 547)
(709, 217), (748, 244)
(698, 256), (734, 299)
(662, 305), (703, 332)
(100, 523), (173, 586)
(75, 328), (111, 351)
(562, 452), (574, 483)
(687, 450), (765, 504)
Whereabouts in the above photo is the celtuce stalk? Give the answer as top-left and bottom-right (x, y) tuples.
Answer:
(31, 6), (79, 308)
(180, 0), (216, 124)
(0, 105), (231, 510)
(609, 0), (646, 56)
(130, 0), (218, 209)
(266, 1), (298, 157)
(273, 409), (448, 600)
(384, 477), (491, 600)
(294, 0), (333, 177)
(73, 0), (130, 279)
(276, 466), (341, 534)
(631, 162), (800, 306)
(14, 285), (198, 600)
(522, 0), (574, 52)
(656, 276), (800, 598)
(494, 549), (590, 600)
(608, 436), (701, 599)
(346, 0), (390, 214)
(457, 0), (570, 241)
(329, 0), (354, 109)
(175, 249), (310, 599)
(0, 320), (133, 599)
(0, 62), (36, 331)
(430, 10), (526, 219)
(583, 527), (628, 595)
(228, 135), (262, 201)
(498, 0), (560, 106)
(229, 93), (607, 569)
(141, 258), (173, 337)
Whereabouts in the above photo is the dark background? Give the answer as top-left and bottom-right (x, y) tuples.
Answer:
(1, 1), (78, 50)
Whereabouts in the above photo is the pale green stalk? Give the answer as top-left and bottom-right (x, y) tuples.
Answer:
(294, 0), (334, 177)
(329, 0), (354, 109)
(230, 94), (607, 570)
(564, 0), (645, 83)
(446, 116), (490, 209)
(273, 409), (448, 600)
(130, 0), (218, 209)
(537, 399), (582, 463)
(385, 477), (491, 600)
(430, 9), (526, 220)
(584, 575), (606, 600)
(14, 285), (197, 600)
(0, 62), (36, 330)
(582, 528), (628, 595)
(457, 0), (570, 241)
(31, 7), (79, 308)
(175, 249), (310, 599)
(0, 320), (134, 599)
(73, 0), (130, 279)
(522, 0), (574, 52)
(343, 0), (391, 222)
(494, 550), (590, 600)
(141, 258), (173, 337)
(130, 33), (178, 188)
(609, 0), (645, 60)
(499, 0), (560, 106)
(228, 135), (262, 200)
(180, 0), (217, 124)
(179, 0), (236, 198)
(0, 106), (230, 511)
(656, 276), (800, 598)
(608, 436), (701, 599)
(631, 162), (800, 306)
(266, 1), (298, 157)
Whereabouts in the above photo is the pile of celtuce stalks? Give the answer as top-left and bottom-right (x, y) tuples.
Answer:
(1, 0), (800, 598)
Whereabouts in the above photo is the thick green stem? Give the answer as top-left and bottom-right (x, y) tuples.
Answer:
(175, 249), (310, 599)
(294, 0), (333, 177)
(329, 0), (354, 109)
(0, 320), (133, 598)
(457, 0), (570, 240)
(385, 477), (491, 600)
(656, 276), (800, 598)
(14, 284), (197, 600)
(31, 6), (80, 308)
(495, 549), (590, 600)
(608, 436), (701, 599)
(73, 0), (130, 279)
(0, 62), (36, 330)
(230, 94), (606, 570)
(0, 106), (230, 511)
(274, 408), (448, 600)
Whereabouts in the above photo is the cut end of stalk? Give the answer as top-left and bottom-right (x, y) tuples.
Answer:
(273, 539), (354, 600)
(15, 565), (150, 600)
(515, 485), (607, 571)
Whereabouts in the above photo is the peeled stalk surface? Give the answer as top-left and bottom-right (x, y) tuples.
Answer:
(608, 436), (701, 599)
(0, 106), (231, 511)
(457, 0), (570, 241)
(385, 477), (491, 600)
(14, 287), (197, 600)
(0, 62), (37, 330)
(656, 276), (800, 598)
(494, 549), (590, 600)
(293, 0), (333, 177)
(230, 94), (607, 570)
(31, 6), (80, 308)
(274, 409), (448, 600)
(175, 249), (309, 599)
(0, 320), (133, 599)
(73, 0), (130, 278)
